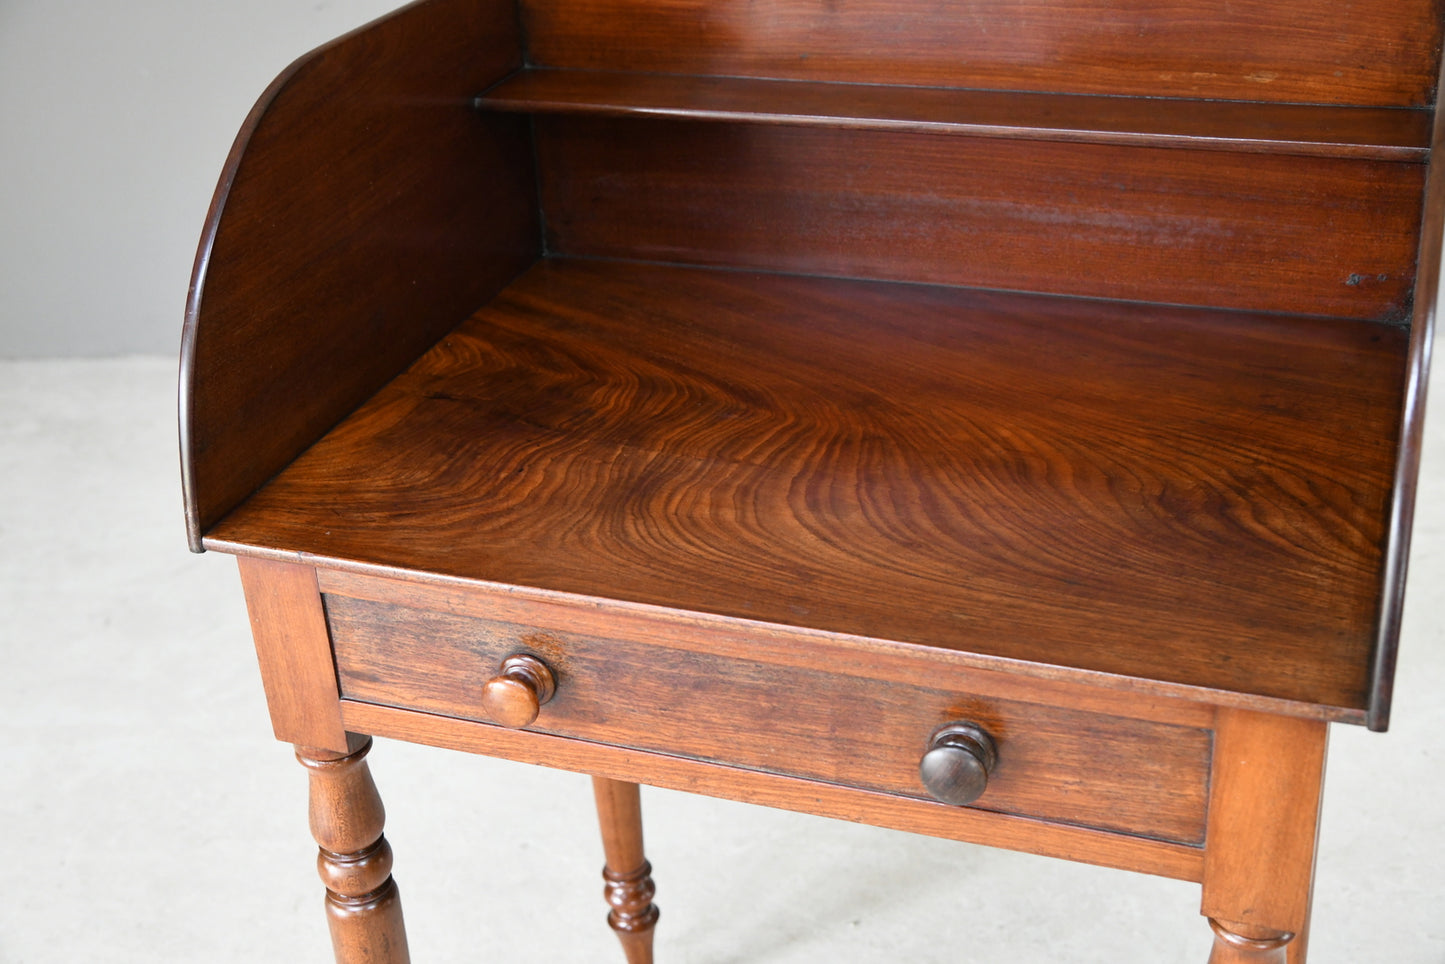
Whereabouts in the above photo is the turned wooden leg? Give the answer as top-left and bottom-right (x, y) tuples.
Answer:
(297, 736), (410, 964)
(1200, 709), (1327, 964)
(1208, 919), (1293, 963)
(592, 776), (659, 964)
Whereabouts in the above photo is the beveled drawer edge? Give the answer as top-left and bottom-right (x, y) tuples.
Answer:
(315, 565), (1334, 730)
(341, 699), (1207, 884)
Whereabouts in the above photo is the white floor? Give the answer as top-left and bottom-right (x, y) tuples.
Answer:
(1, 356), (1442, 963)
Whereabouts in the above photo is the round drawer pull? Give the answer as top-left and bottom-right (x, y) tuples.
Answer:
(481, 654), (556, 728)
(919, 721), (998, 806)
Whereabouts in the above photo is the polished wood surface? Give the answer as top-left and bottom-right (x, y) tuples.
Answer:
(189, 0), (1441, 959)
(324, 592), (1214, 843)
(237, 557), (348, 753)
(1201, 711), (1327, 937)
(1207, 921), (1292, 964)
(179, 0), (539, 549)
(592, 778), (659, 964)
(520, 0), (1443, 106)
(535, 118), (1421, 318)
(480, 68), (1433, 161)
(298, 738), (410, 964)
(343, 698), (1207, 882)
(210, 258), (1407, 718)
(1371, 51), (1445, 729)
(479, 654), (557, 728)
(918, 723), (998, 807)
(315, 568), (1223, 728)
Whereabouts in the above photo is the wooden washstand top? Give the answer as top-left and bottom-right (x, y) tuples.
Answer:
(208, 258), (1407, 723)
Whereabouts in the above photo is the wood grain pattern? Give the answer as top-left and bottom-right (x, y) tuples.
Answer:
(1371, 52), (1445, 730)
(520, 0), (1444, 106)
(1201, 709), (1327, 935)
(592, 778), (659, 964)
(480, 654), (556, 728)
(325, 594), (1214, 844)
(316, 568), (1228, 729)
(187, 3), (1438, 960)
(536, 117), (1423, 318)
(340, 699), (1207, 882)
(298, 738), (411, 964)
(209, 259), (1407, 715)
(236, 557), (348, 753)
(479, 68), (1433, 161)
(179, 0), (539, 549)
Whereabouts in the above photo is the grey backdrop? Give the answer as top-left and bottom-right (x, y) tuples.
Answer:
(0, 0), (398, 358)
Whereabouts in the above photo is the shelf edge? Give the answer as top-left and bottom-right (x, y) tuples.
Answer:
(477, 68), (1432, 161)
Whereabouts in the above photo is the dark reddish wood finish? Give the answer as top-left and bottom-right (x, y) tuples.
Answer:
(919, 723), (999, 807)
(310, 568), (1233, 729)
(298, 738), (410, 964)
(479, 654), (556, 728)
(179, 0), (539, 549)
(535, 118), (1422, 319)
(210, 260), (1407, 717)
(342, 697), (1208, 882)
(519, 0), (1443, 106)
(323, 592), (1214, 843)
(592, 778), (659, 964)
(237, 557), (348, 753)
(1371, 53), (1445, 730)
(186, 0), (1444, 959)
(480, 68), (1433, 161)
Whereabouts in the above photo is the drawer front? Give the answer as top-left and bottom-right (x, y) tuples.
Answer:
(326, 593), (1211, 845)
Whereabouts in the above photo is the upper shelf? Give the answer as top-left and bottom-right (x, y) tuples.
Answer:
(476, 68), (1432, 161)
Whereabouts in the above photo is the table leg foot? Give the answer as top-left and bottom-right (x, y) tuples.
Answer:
(298, 736), (410, 964)
(593, 777), (659, 964)
(1208, 918), (1293, 964)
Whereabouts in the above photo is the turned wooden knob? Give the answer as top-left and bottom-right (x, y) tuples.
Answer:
(919, 721), (998, 806)
(480, 654), (556, 728)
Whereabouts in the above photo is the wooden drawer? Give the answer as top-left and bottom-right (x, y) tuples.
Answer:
(325, 591), (1212, 846)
